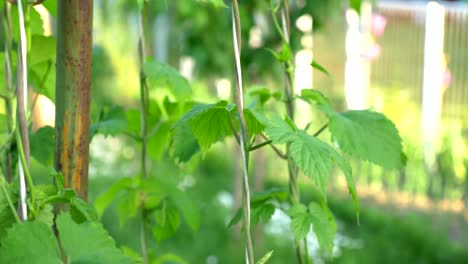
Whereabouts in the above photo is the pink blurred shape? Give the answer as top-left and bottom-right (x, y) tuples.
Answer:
(372, 14), (387, 37)
(362, 43), (381, 61)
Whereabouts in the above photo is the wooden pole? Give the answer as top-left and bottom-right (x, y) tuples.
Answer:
(54, 0), (93, 200)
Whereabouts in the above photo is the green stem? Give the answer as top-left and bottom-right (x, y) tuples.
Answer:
(1, 182), (21, 223)
(232, 1), (255, 263)
(15, 127), (35, 214)
(272, 1), (308, 263)
(250, 140), (272, 152)
(137, 5), (149, 264)
(313, 124), (328, 137)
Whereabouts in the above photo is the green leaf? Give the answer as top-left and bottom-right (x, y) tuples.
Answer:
(188, 103), (232, 153)
(329, 110), (405, 169)
(52, 171), (65, 192)
(173, 101), (226, 128)
(0, 182), (17, 238)
(290, 132), (351, 199)
(117, 189), (139, 226)
(30, 60), (55, 100)
(91, 106), (128, 137)
(153, 253), (188, 264)
(35, 204), (54, 227)
(288, 203), (312, 240)
(256, 251), (274, 264)
(172, 191), (200, 232)
(94, 178), (134, 217)
(308, 202), (336, 255)
(251, 203), (275, 226)
(267, 43), (292, 63)
(264, 115), (297, 144)
(121, 247), (144, 264)
(147, 122), (171, 161)
(350, 0), (362, 13)
(311, 60), (330, 76)
(244, 109), (265, 138)
(30, 36), (56, 66)
(248, 87), (277, 105)
(70, 197), (98, 224)
(56, 213), (133, 264)
(11, 7), (43, 36)
(42, 1), (57, 16)
(126, 109), (141, 135)
(196, 0), (227, 8)
(30, 126), (55, 167)
(299, 89), (334, 115)
(0, 221), (61, 264)
(152, 201), (181, 241)
(171, 123), (200, 163)
(144, 60), (191, 99)
(227, 208), (243, 228)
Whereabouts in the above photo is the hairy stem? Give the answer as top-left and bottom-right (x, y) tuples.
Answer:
(232, 1), (255, 263)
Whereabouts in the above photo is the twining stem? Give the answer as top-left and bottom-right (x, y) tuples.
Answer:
(138, 10), (150, 180)
(2, 1), (14, 182)
(137, 5), (150, 264)
(231, 1), (255, 263)
(272, 0), (310, 263)
(16, 0), (31, 221)
(15, 127), (35, 213)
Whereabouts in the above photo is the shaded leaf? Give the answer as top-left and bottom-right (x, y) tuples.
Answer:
(70, 197), (98, 224)
(91, 106), (128, 137)
(30, 126), (54, 167)
(0, 221), (61, 264)
(152, 201), (181, 241)
(57, 213), (133, 264)
(171, 123), (199, 163)
(189, 105), (232, 153)
(147, 122), (171, 161)
(94, 178), (134, 217)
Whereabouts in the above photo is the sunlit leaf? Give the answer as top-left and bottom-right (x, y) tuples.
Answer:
(144, 60), (191, 99)
(311, 60), (330, 76)
(308, 202), (336, 255)
(329, 110), (405, 169)
(256, 251), (274, 264)
(196, 0), (227, 8)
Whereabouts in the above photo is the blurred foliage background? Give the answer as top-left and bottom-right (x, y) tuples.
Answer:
(1, 0), (468, 263)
